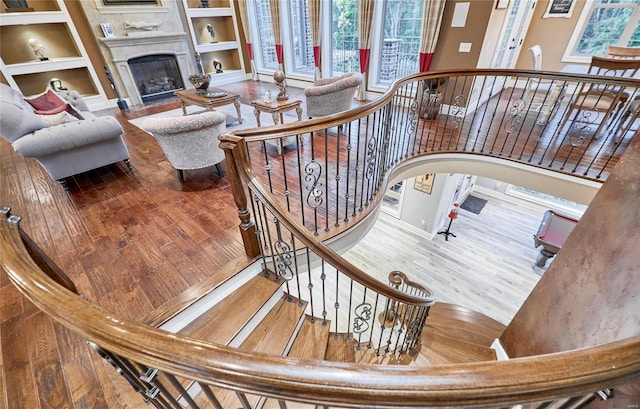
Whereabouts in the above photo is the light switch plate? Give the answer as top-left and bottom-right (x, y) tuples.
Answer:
(459, 42), (472, 53)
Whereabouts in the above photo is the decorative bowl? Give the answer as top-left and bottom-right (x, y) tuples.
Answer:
(188, 74), (211, 94)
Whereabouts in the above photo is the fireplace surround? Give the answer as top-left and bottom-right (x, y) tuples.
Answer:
(100, 33), (193, 106)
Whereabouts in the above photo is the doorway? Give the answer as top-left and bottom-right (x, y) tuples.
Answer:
(491, 0), (537, 69)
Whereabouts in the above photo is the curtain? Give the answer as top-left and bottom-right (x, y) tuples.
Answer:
(237, 0), (258, 80)
(269, 0), (284, 71)
(357, 0), (374, 101)
(309, 0), (321, 81)
(418, 0), (446, 72)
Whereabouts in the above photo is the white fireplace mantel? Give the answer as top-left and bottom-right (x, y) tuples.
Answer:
(100, 32), (192, 106)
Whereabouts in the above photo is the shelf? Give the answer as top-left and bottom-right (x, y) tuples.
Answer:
(1, 23), (80, 65)
(0, 0), (109, 109)
(187, 7), (232, 17)
(195, 41), (239, 53)
(185, 0), (231, 8)
(182, 0), (245, 86)
(192, 16), (236, 44)
(0, 10), (66, 25)
(13, 67), (99, 97)
(1, 0), (58, 14)
(2, 57), (88, 75)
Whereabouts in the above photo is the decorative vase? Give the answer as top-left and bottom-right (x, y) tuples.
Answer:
(188, 73), (211, 94)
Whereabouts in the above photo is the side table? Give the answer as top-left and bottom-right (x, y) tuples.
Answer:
(251, 98), (303, 154)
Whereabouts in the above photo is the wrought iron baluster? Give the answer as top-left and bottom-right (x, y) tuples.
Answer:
(198, 383), (223, 409)
(344, 119), (353, 222)
(296, 132), (307, 228)
(324, 128), (329, 232)
(334, 125), (341, 227)
(304, 159), (323, 236)
(165, 373), (202, 409)
(236, 391), (252, 409)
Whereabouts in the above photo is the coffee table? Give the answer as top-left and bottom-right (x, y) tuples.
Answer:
(175, 88), (243, 124)
(251, 98), (303, 154)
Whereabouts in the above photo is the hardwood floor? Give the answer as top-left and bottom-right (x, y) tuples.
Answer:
(0, 80), (579, 408)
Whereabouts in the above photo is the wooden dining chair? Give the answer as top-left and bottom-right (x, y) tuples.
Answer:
(556, 56), (640, 140)
(606, 45), (640, 59)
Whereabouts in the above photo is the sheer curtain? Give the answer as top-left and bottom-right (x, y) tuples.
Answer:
(357, 0), (374, 100)
(309, 0), (321, 81)
(237, 0), (257, 80)
(269, 0), (284, 71)
(419, 0), (446, 72)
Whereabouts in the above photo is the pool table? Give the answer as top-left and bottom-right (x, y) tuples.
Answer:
(533, 210), (579, 268)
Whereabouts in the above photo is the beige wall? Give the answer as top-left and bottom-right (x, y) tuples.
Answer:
(431, 0), (495, 71)
(515, 0), (588, 72)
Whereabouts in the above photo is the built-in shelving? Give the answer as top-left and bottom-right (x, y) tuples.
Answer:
(0, 0), (108, 109)
(182, 0), (246, 86)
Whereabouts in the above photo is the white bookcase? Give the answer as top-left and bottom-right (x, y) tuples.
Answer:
(181, 0), (246, 86)
(0, 0), (109, 109)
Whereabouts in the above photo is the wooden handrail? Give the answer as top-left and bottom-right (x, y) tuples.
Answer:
(3, 69), (640, 406)
(2, 216), (639, 407)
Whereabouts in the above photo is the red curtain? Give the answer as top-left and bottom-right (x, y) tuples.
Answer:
(419, 0), (446, 71)
(237, 0), (257, 80)
(309, 0), (321, 80)
(269, 0), (284, 71)
(357, 0), (374, 100)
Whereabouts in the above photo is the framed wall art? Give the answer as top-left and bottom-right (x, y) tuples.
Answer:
(100, 23), (116, 38)
(414, 174), (435, 195)
(543, 0), (575, 18)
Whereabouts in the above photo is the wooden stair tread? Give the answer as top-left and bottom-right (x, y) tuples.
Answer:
(421, 331), (497, 364)
(239, 294), (307, 354)
(325, 333), (356, 363)
(287, 315), (331, 360)
(423, 322), (497, 348)
(429, 302), (506, 333)
(354, 345), (421, 365)
(177, 272), (282, 344)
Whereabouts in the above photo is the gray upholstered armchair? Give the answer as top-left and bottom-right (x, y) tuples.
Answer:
(0, 84), (129, 189)
(142, 111), (227, 183)
(304, 72), (364, 118)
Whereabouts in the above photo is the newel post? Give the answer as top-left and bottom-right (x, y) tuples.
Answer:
(219, 133), (261, 258)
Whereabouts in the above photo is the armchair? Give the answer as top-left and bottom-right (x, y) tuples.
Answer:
(141, 111), (227, 183)
(0, 84), (130, 189)
(304, 72), (364, 118)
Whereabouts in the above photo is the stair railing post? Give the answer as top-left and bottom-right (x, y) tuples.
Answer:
(219, 133), (261, 258)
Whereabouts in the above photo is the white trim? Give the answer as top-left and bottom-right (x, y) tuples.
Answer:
(93, 0), (168, 14)
(491, 338), (510, 361)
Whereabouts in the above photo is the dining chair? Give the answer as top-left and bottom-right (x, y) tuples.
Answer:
(606, 45), (640, 59)
(555, 56), (640, 140)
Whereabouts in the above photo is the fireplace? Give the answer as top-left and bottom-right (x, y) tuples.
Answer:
(128, 54), (184, 102)
(100, 33), (193, 106)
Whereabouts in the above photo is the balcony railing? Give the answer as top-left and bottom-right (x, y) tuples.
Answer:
(1, 69), (639, 408)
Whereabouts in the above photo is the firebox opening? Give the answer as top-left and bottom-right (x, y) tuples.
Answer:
(128, 54), (184, 103)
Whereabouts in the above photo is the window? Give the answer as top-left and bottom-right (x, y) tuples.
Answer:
(248, 0), (422, 85)
(377, 0), (423, 83)
(565, 0), (640, 61)
(289, 0), (315, 75)
(254, 0), (279, 71)
(332, 0), (359, 75)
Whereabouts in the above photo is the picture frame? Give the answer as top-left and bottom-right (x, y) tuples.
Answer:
(495, 0), (509, 10)
(543, 0), (575, 18)
(100, 23), (116, 38)
(414, 174), (435, 195)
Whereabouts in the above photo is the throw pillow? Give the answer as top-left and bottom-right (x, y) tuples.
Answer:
(38, 111), (79, 127)
(24, 89), (69, 115)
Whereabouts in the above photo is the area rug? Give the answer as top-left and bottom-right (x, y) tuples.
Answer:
(128, 103), (261, 132)
(460, 195), (488, 214)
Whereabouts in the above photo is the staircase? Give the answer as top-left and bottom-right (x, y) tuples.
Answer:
(149, 268), (504, 408)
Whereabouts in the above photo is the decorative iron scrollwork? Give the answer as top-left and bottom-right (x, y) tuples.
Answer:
(304, 160), (324, 209)
(353, 302), (372, 334)
(273, 238), (294, 280)
(365, 137), (378, 179)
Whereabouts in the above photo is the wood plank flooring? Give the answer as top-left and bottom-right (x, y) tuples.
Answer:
(0, 80), (576, 408)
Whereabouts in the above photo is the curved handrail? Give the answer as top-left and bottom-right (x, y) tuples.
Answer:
(2, 216), (640, 407)
(222, 133), (433, 306)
